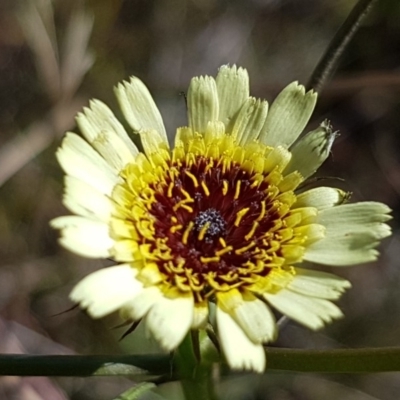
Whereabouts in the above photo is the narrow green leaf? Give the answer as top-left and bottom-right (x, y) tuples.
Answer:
(113, 382), (165, 400)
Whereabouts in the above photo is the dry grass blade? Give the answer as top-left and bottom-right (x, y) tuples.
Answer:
(0, 2), (95, 188)
(0, 98), (87, 187)
(17, 0), (60, 101)
(60, 7), (95, 99)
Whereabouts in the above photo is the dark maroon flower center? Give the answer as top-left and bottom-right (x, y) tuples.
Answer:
(143, 155), (286, 283)
(193, 208), (227, 243)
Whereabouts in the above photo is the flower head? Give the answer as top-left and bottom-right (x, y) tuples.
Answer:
(51, 65), (391, 372)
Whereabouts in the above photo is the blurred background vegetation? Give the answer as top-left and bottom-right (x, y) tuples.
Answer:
(0, 0), (400, 399)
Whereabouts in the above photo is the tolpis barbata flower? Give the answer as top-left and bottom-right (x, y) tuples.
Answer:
(51, 65), (391, 372)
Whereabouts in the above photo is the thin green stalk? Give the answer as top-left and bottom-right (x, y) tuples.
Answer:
(174, 332), (218, 400)
(308, 0), (379, 93)
(266, 347), (400, 373)
(0, 354), (170, 379)
(2, 347), (400, 377)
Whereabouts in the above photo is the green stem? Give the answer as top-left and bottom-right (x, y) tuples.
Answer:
(307, 0), (379, 93)
(2, 347), (400, 377)
(0, 354), (170, 379)
(174, 332), (218, 400)
(266, 347), (400, 373)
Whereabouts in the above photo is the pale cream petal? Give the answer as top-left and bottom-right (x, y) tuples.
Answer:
(294, 187), (349, 210)
(56, 133), (119, 195)
(285, 120), (337, 179)
(289, 268), (351, 300)
(217, 290), (276, 344)
(260, 82), (317, 147)
(187, 75), (219, 134)
(70, 264), (142, 318)
(114, 77), (167, 142)
(215, 65), (250, 133)
(112, 240), (138, 262)
(76, 99), (138, 170)
(263, 146), (292, 173)
(110, 218), (136, 239)
(174, 126), (194, 148)
(192, 302), (209, 329)
(120, 286), (163, 321)
(293, 223), (326, 246)
(264, 289), (343, 330)
(204, 121), (225, 144)
(318, 202), (392, 225)
(63, 176), (113, 222)
(304, 230), (390, 265)
(137, 262), (164, 286)
(234, 298), (277, 344)
(81, 128), (136, 172)
(231, 97), (269, 144)
(51, 216), (113, 258)
(216, 306), (266, 372)
(278, 171), (303, 193)
(140, 129), (170, 157)
(304, 202), (392, 266)
(145, 293), (194, 351)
